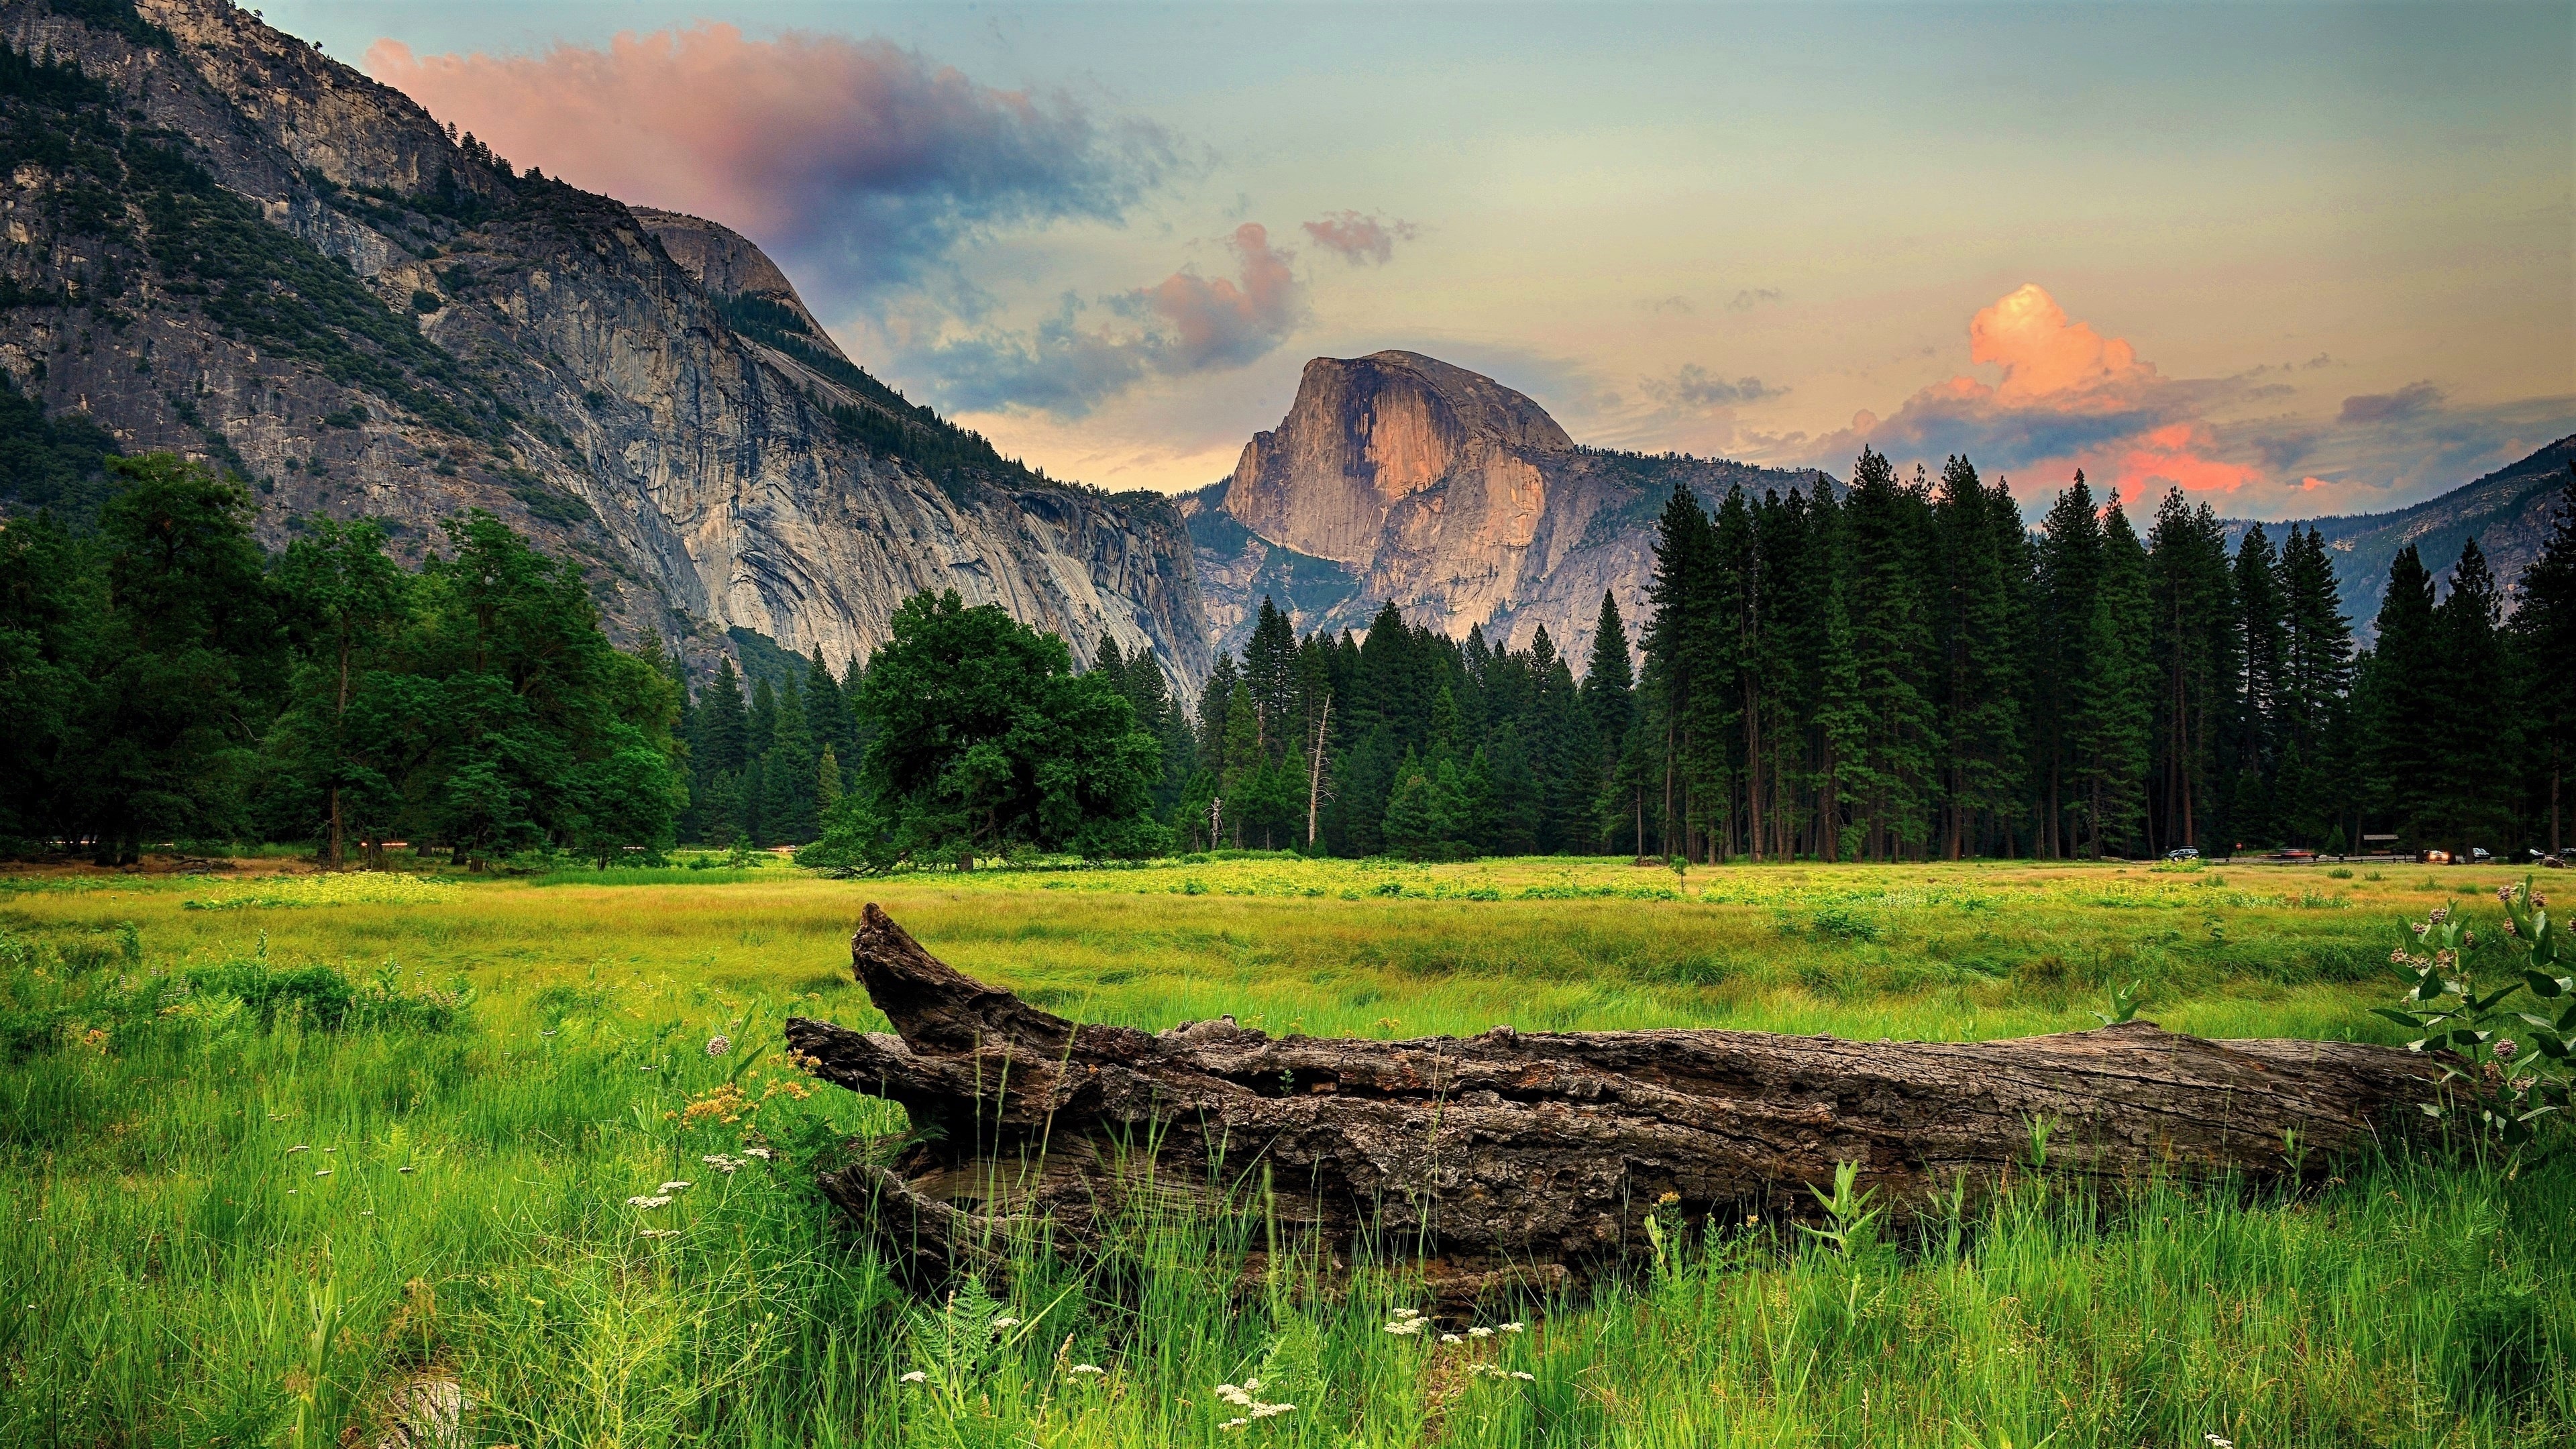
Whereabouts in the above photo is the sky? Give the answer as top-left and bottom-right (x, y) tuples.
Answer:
(267, 0), (2575, 518)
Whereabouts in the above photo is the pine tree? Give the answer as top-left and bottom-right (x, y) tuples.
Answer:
(1220, 680), (1260, 846)
(1642, 484), (1719, 859)
(2435, 537), (2516, 849)
(2230, 523), (2288, 846)
(762, 676), (818, 844)
(805, 647), (854, 765)
(1841, 449), (1938, 859)
(1580, 592), (1638, 853)
(1381, 748), (1434, 859)
(2034, 473), (2106, 857)
(2145, 489), (2236, 853)
(1932, 455), (2023, 857)
(1197, 654), (1241, 774)
(2278, 524), (2357, 847)
(2512, 466), (2576, 851)
(1808, 478), (1868, 861)
(2082, 496), (2155, 855)
(2365, 545), (2447, 848)
(748, 676), (778, 759)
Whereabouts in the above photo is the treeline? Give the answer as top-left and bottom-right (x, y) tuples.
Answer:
(1139, 451), (2576, 862)
(0, 455), (684, 863)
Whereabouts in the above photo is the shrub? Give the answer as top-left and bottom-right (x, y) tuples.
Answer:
(1810, 907), (1882, 942)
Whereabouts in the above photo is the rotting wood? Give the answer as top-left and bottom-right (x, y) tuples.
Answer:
(786, 904), (2449, 1304)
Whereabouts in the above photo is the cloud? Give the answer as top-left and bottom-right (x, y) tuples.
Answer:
(1645, 364), (1777, 410)
(1642, 295), (1695, 315)
(1727, 288), (1783, 311)
(1803, 282), (2257, 506)
(1299, 211), (1416, 266)
(2339, 380), (2443, 423)
(1794, 283), (2575, 518)
(918, 223), (1304, 417)
(364, 25), (1173, 305)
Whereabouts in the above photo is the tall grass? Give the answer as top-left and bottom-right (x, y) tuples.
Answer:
(0, 857), (2567, 1444)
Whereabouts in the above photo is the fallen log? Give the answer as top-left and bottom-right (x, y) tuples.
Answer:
(786, 904), (2449, 1303)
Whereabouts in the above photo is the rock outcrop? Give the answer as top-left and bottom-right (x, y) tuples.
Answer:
(1204, 351), (1826, 664)
(0, 0), (1211, 692)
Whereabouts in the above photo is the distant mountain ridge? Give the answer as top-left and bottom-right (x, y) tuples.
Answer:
(1193, 350), (1831, 663)
(2235, 435), (2576, 638)
(0, 0), (1212, 690)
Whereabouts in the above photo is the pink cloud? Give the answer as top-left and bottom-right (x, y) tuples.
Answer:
(1811, 282), (2265, 504)
(2112, 423), (2265, 497)
(1140, 223), (1301, 369)
(1300, 211), (1416, 266)
(364, 26), (1166, 300)
(1970, 282), (2152, 402)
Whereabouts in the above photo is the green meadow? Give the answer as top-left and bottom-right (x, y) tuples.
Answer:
(2, 855), (2569, 1446)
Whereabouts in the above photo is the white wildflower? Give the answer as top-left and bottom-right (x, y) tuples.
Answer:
(1383, 1318), (1429, 1336)
(898, 1370), (927, 1385)
(1215, 1384), (1254, 1407)
(701, 1155), (743, 1174)
(1249, 1403), (1294, 1419)
(1219, 1418), (1248, 1431)
(1468, 1326), (1495, 1338)
(1069, 1363), (1107, 1376)
(1440, 1333), (1462, 1344)
(706, 1034), (731, 1057)
(743, 1146), (775, 1161)
(1500, 1322), (1525, 1333)
(658, 1181), (691, 1193)
(627, 1194), (673, 1209)
(639, 1228), (679, 1239)
(2205, 1437), (2233, 1449)
(991, 1316), (1021, 1330)
(1511, 1371), (1535, 1382)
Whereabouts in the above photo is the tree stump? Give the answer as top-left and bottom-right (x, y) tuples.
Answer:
(786, 904), (2445, 1303)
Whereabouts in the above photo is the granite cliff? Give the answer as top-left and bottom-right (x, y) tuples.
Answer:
(0, 0), (1211, 689)
(1193, 350), (1829, 665)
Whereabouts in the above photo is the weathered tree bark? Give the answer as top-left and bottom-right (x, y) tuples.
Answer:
(787, 904), (2449, 1304)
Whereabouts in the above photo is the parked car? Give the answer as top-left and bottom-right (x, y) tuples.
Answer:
(2270, 848), (2317, 864)
(2469, 847), (2492, 863)
(2164, 847), (2200, 862)
(2420, 849), (2453, 865)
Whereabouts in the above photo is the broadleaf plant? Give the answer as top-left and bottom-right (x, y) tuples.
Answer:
(2379, 877), (2576, 1154)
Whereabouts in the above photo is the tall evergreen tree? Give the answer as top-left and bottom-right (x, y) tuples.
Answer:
(2365, 544), (2447, 847)
(2278, 524), (2357, 847)
(2229, 523), (2288, 846)
(2145, 489), (2235, 853)
(1932, 455), (2023, 857)
(1841, 449), (1938, 859)
(2512, 466), (2576, 851)
(2434, 537), (2516, 849)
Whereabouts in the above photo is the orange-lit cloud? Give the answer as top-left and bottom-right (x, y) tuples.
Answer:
(1814, 282), (2266, 505)
(1141, 224), (1300, 369)
(1970, 282), (2150, 402)
(2112, 423), (2264, 498)
(364, 26), (1168, 302)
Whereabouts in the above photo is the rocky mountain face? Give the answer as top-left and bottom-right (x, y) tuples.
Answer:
(2242, 436), (2576, 638)
(0, 0), (1210, 690)
(1195, 350), (1828, 665)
